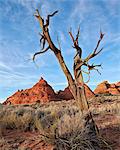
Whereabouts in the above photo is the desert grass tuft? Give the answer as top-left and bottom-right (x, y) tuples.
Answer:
(0, 106), (35, 131)
(36, 109), (112, 150)
(0, 137), (10, 149)
(38, 123), (112, 150)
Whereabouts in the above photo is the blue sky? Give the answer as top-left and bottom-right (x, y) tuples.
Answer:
(0, 0), (120, 102)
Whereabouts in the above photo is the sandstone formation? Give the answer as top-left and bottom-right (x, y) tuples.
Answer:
(84, 84), (95, 98)
(57, 84), (95, 100)
(3, 77), (95, 105)
(94, 81), (109, 94)
(56, 87), (73, 100)
(3, 77), (56, 105)
(4, 77), (119, 105)
(94, 81), (120, 95)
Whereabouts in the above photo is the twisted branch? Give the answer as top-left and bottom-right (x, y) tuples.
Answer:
(75, 25), (80, 44)
(33, 9), (75, 92)
(84, 31), (104, 62)
(86, 63), (102, 75)
(45, 10), (58, 28)
(34, 9), (44, 29)
(69, 27), (82, 58)
(33, 46), (50, 61)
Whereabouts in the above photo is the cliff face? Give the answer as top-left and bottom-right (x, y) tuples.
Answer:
(94, 81), (120, 95)
(3, 77), (56, 105)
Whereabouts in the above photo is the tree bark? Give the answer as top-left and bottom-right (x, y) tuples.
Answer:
(34, 10), (98, 116)
(43, 29), (89, 114)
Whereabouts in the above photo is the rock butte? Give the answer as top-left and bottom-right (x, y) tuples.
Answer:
(3, 77), (56, 105)
(94, 81), (120, 95)
(3, 77), (95, 105)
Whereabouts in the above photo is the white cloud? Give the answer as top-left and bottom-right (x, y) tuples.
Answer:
(70, 0), (87, 22)
(0, 61), (13, 71)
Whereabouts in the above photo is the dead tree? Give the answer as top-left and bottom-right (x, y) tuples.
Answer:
(33, 9), (104, 133)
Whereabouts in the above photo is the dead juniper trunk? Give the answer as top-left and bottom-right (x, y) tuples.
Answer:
(33, 9), (106, 149)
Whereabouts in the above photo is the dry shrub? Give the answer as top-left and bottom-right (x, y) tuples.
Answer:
(0, 137), (10, 150)
(91, 101), (120, 116)
(52, 130), (112, 150)
(0, 107), (17, 129)
(15, 107), (35, 131)
(35, 109), (50, 129)
(0, 124), (3, 137)
(0, 106), (35, 131)
(35, 107), (112, 150)
(89, 95), (120, 117)
(0, 103), (3, 109)
(35, 108), (59, 139)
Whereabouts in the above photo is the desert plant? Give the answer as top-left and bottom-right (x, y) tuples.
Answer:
(37, 111), (112, 150)
(0, 106), (35, 131)
(0, 137), (10, 149)
(15, 107), (35, 131)
(0, 103), (3, 109)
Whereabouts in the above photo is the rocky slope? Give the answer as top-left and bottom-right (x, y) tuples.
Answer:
(94, 81), (120, 95)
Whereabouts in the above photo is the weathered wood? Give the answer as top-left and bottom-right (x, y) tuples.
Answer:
(33, 9), (104, 116)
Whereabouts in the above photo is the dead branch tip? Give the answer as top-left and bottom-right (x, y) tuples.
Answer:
(33, 47), (49, 61)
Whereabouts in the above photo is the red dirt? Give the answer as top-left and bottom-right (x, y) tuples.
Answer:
(95, 114), (120, 150)
(1, 130), (54, 150)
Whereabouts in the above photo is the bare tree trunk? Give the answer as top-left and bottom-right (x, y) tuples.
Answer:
(33, 9), (104, 134)
(76, 73), (89, 112)
(47, 32), (89, 114)
(42, 28), (87, 114)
